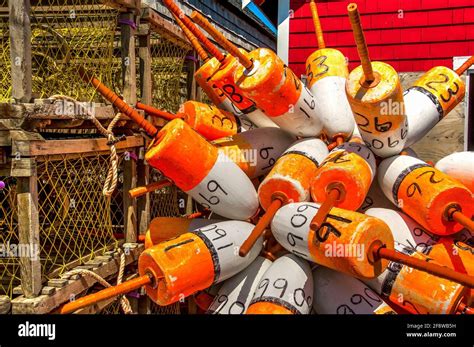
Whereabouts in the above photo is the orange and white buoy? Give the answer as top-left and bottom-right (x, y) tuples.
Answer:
(163, 0), (276, 129)
(363, 246), (469, 314)
(312, 266), (396, 314)
(144, 217), (221, 249)
(404, 57), (473, 147)
(377, 155), (474, 235)
(139, 220), (263, 306)
(435, 152), (474, 193)
(238, 138), (329, 257)
(207, 256), (272, 314)
(175, 100), (239, 140)
(257, 139), (329, 211)
(271, 202), (393, 279)
(190, 12), (323, 137)
(136, 100), (239, 141)
(246, 254), (313, 314)
(212, 127), (296, 179)
(145, 119), (259, 220)
(346, 4), (407, 157)
(366, 207), (473, 304)
(305, 0), (355, 144)
(309, 141), (376, 230)
(365, 208), (439, 254)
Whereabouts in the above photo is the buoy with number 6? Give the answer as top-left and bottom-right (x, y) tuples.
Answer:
(145, 118), (259, 220)
(246, 254), (313, 314)
(208, 256), (272, 314)
(377, 155), (474, 235)
(345, 3), (408, 157)
(312, 266), (396, 314)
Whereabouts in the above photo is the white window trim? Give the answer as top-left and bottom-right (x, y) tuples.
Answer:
(453, 56), (473, 151)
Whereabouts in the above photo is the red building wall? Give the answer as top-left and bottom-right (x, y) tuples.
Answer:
(289, 0), (474, 77)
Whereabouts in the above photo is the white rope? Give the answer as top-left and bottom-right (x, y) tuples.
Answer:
(67, 249), (133, 314)
(49, 95), (121, 197)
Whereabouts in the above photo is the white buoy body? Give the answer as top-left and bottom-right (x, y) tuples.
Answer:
(219, 98), (279, 129)
(310, 77), (354, 140)
(357, 179), (394, 213)
(365, 208), (440, 254)
(435, 151), (474, 192)
(404, 66), (465, 147)
(187, 151), (259, 220)
(208, 256), (272, 314)
(213, 127), (296, 179)
(192, 221), (264, 283)
(377, 155), (425, 206)
(248, 254), (313, 314)
(267, 85), (323, 137)
(312, 267), (395, 314)
(403, 88), (441, 147)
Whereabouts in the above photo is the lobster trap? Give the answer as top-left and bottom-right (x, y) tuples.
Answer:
(0, 0), (193, 314)
(0, 134), (146, 300)
(1, 0), (123, 103)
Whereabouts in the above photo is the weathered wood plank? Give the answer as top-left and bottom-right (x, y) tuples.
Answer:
(123, 152), (138, 243)
(120, 11), (137, 105)
(9, 0), (32, 103)
(17, 186), (42, 297)
(141, 7), (190, 50)
(0, 295), (11, 314)
(11, 244), (143, 314)
(28, 135), (144, 156)
(101, 0), (141, 11)
(0, 102), (117, 120)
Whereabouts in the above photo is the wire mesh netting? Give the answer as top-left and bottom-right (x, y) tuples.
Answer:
(0, 0), (120, 103)
(0, 0), (11, 102)
(149, 33), (188, 113)
(0, 151), (128, 298)
(36, 152), (120, 276)
(0, 177), (20, 298)
(150, 169), (181, 219)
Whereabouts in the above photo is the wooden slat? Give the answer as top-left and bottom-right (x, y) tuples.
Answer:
(101, 0), (141, 11)
(141, 7), (191, 51)
(29, 135), (144, 156)
(11, 244), (143, 314)
(17, 183), (42, 297)
(9, 0), (32, 103)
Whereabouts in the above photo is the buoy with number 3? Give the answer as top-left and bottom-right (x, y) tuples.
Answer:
(305, 0), (355, 145)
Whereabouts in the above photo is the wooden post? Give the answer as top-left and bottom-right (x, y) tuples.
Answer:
(11, 131), (43, 297)
(123, 150), (138, 243)
(137, 23), (152, 235)
(9, 0), (32, 103)
(120, 11), (137, 104)
(16, 175), (42, 297)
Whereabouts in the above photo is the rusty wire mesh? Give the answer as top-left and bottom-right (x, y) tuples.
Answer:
(0, 0), (120, 103)
(0, 177), (20, 298)
(149, 33), (188, 113)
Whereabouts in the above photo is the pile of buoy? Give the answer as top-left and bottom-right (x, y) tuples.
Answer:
(60, 0), (474, 315)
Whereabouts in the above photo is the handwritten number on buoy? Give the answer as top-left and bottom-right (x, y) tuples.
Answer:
(315, 223), (342, 243)
(374, 117), (392, 132)
(355, 113), (372, 133)
(273, 278), (288, 298)
(416, 170), (444, 184)
(406, 182), (422, 197)
(198, 180), (228, 207)
(257, 279), (270, 299)
(222, 84), (244, 104)
(212, 113), (234, 130)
